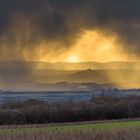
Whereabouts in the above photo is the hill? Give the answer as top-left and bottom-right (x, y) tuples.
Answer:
(0, 61), (140, 90)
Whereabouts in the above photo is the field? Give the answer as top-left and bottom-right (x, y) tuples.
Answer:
(0, 121), (139, 140)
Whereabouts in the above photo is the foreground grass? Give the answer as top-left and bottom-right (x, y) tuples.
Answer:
(0, 128), (139, 140)
(0, 121), (140, 136)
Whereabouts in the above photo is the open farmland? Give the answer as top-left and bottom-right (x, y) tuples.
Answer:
(0, 121), (139, 140)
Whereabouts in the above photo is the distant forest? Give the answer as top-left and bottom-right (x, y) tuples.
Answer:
(0, 95), (140, 125)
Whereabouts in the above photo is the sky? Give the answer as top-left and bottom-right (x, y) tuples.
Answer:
(0, 0), (140, 62)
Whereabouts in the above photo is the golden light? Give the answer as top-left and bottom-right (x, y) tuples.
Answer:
(67, 55), (80, 63)
(25, 29), (129, 63)
(66, 30), (128, 62)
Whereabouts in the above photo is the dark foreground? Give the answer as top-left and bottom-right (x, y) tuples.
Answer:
(0, 128), (139, 140)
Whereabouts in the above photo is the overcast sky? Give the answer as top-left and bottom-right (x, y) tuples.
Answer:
(0, 0), (140, 62)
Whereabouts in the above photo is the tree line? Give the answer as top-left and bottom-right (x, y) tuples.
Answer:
(0, 95), (140, 125)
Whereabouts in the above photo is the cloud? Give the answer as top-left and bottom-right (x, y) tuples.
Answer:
(0, 0), (140, 61)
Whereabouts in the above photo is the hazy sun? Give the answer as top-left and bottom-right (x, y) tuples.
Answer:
(67, 55), (80, 63)
(34, 29), (129, 63)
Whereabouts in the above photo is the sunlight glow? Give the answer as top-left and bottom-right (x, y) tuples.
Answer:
(67, 55), (80, 63)
(29, 29), (129, 63)
(66, 30), (128, 62)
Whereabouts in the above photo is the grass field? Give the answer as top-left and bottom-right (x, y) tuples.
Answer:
(0, 121), (139, 138)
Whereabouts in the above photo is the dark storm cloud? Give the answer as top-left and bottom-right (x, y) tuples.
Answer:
(0, 0), (140, 59)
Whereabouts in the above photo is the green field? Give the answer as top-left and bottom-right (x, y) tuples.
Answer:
(49, 121), (140, 130)
(0, 121), (140, 136)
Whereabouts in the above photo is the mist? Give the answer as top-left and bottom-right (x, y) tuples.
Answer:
(0, 0), (140, 90)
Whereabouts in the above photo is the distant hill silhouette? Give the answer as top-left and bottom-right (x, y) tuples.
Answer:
(0, 61), (140, 90)
(68, 69), (140, 84)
